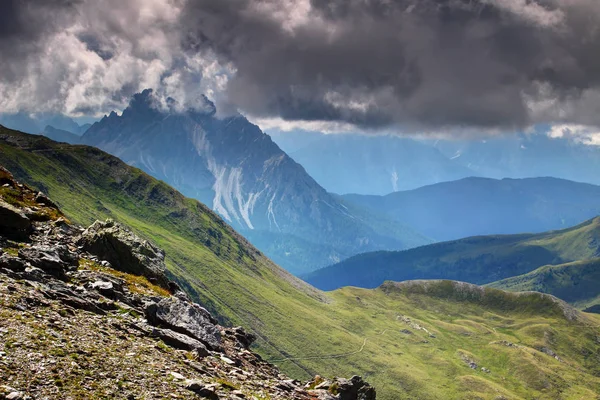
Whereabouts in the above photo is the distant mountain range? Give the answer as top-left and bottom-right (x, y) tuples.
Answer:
(42, 125), (82, 144)
(271, 131), (474, 195)
(270, 130), (600, 195)
(7, 103), (600, 280)
(433, 133), (600, 185)
(78, 90), (427, 274)
(305, 217), (600, 294)
(0, 112), (91, 136)
(343, 177), (600, 241)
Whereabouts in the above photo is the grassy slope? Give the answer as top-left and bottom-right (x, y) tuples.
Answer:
(278, 283), (600, 400)
(306, 217), (600, 291)
(0, 127), (331, 378)
(489, 258), (600, 310)
(2, 127), (600, 399)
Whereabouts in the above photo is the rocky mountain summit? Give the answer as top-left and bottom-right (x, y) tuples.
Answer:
(0, 166), (375, 400)
(79, 90), (426, 274)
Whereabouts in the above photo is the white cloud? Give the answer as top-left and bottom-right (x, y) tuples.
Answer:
(548, 124), (600, 145)
(482, 0), (565, 28)
(3, 0), (600, 135)
(250, 117), (357, 134)
(0, 0), (229, 117)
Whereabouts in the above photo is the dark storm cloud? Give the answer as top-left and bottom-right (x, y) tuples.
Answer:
(0, 0), (200, 115)
(180, 0), (600, 129)
(0, 0), (80, 81)
(2, 0), (600, 130)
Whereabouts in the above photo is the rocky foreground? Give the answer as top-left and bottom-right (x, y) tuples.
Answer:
(0, 166), (375, 400)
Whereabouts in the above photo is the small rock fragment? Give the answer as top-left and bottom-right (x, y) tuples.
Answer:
(169, 371), (185, 380)
(6, 392), (23, 400)
(185, 380), (218, 400)
(220, 355), (236, 365)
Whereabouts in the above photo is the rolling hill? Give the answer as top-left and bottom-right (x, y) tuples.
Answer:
(2, 125), (600, 399)
(343, 177), (600, 242)
(489, 258), (600, 311)
(306, 217), (600, 291)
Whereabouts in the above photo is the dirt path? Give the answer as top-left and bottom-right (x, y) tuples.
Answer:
(268, 329), (391, 363)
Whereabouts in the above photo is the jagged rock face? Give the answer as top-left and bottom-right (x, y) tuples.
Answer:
(0, 166), (65, 241)
(145, 296), (222, 351)
(18, 244), (78, 279)
(77, 219), (171, 290)
(0, 165), (376, 400)
(306, 376), (377, 400)
(0, 200), (31, 241)
(0, 166), (65, 228)
(147, 324), (211, 356)
(337, 376), (376, 400)
(81, 90), (332, 234)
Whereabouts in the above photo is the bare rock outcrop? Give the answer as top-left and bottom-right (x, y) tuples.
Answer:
(145, 296), (222, 351)
(77, 219), (171, 290)
(0, 200), (32, 241)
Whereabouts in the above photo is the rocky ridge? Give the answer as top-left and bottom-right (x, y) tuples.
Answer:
(0, 166), (375, 400)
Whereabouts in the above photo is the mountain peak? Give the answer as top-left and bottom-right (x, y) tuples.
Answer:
(121, 89), (217, 119)
(122, 89), (161, 119)
(79, 90), (424, 274)
(133, 88), (155, 104)
(192, 94), (217, 117)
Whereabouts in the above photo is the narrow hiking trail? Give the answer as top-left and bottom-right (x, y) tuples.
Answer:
(267, 313), (501, 364)
(267, 316), (502, 364)
(268, 328), (392, 363)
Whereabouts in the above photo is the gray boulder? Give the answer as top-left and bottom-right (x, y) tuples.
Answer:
(77, 219), (170, 290)
(34, 191), (58, 209)
(145, 297), (222, 351)
(5, 391), (23, 400)
(150, 327), (210, 356)
(0, 200), (32, 241)
(0, 254), (28, 272)
(184, 381), (218, 400)
(88, 280), (118, 299)
(18, 244), (77, 279)
(223, 326), (256, 349)
(337, 376), (376, 400)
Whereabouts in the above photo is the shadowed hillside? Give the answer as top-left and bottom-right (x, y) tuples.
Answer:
(306, 217), (600, 291)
